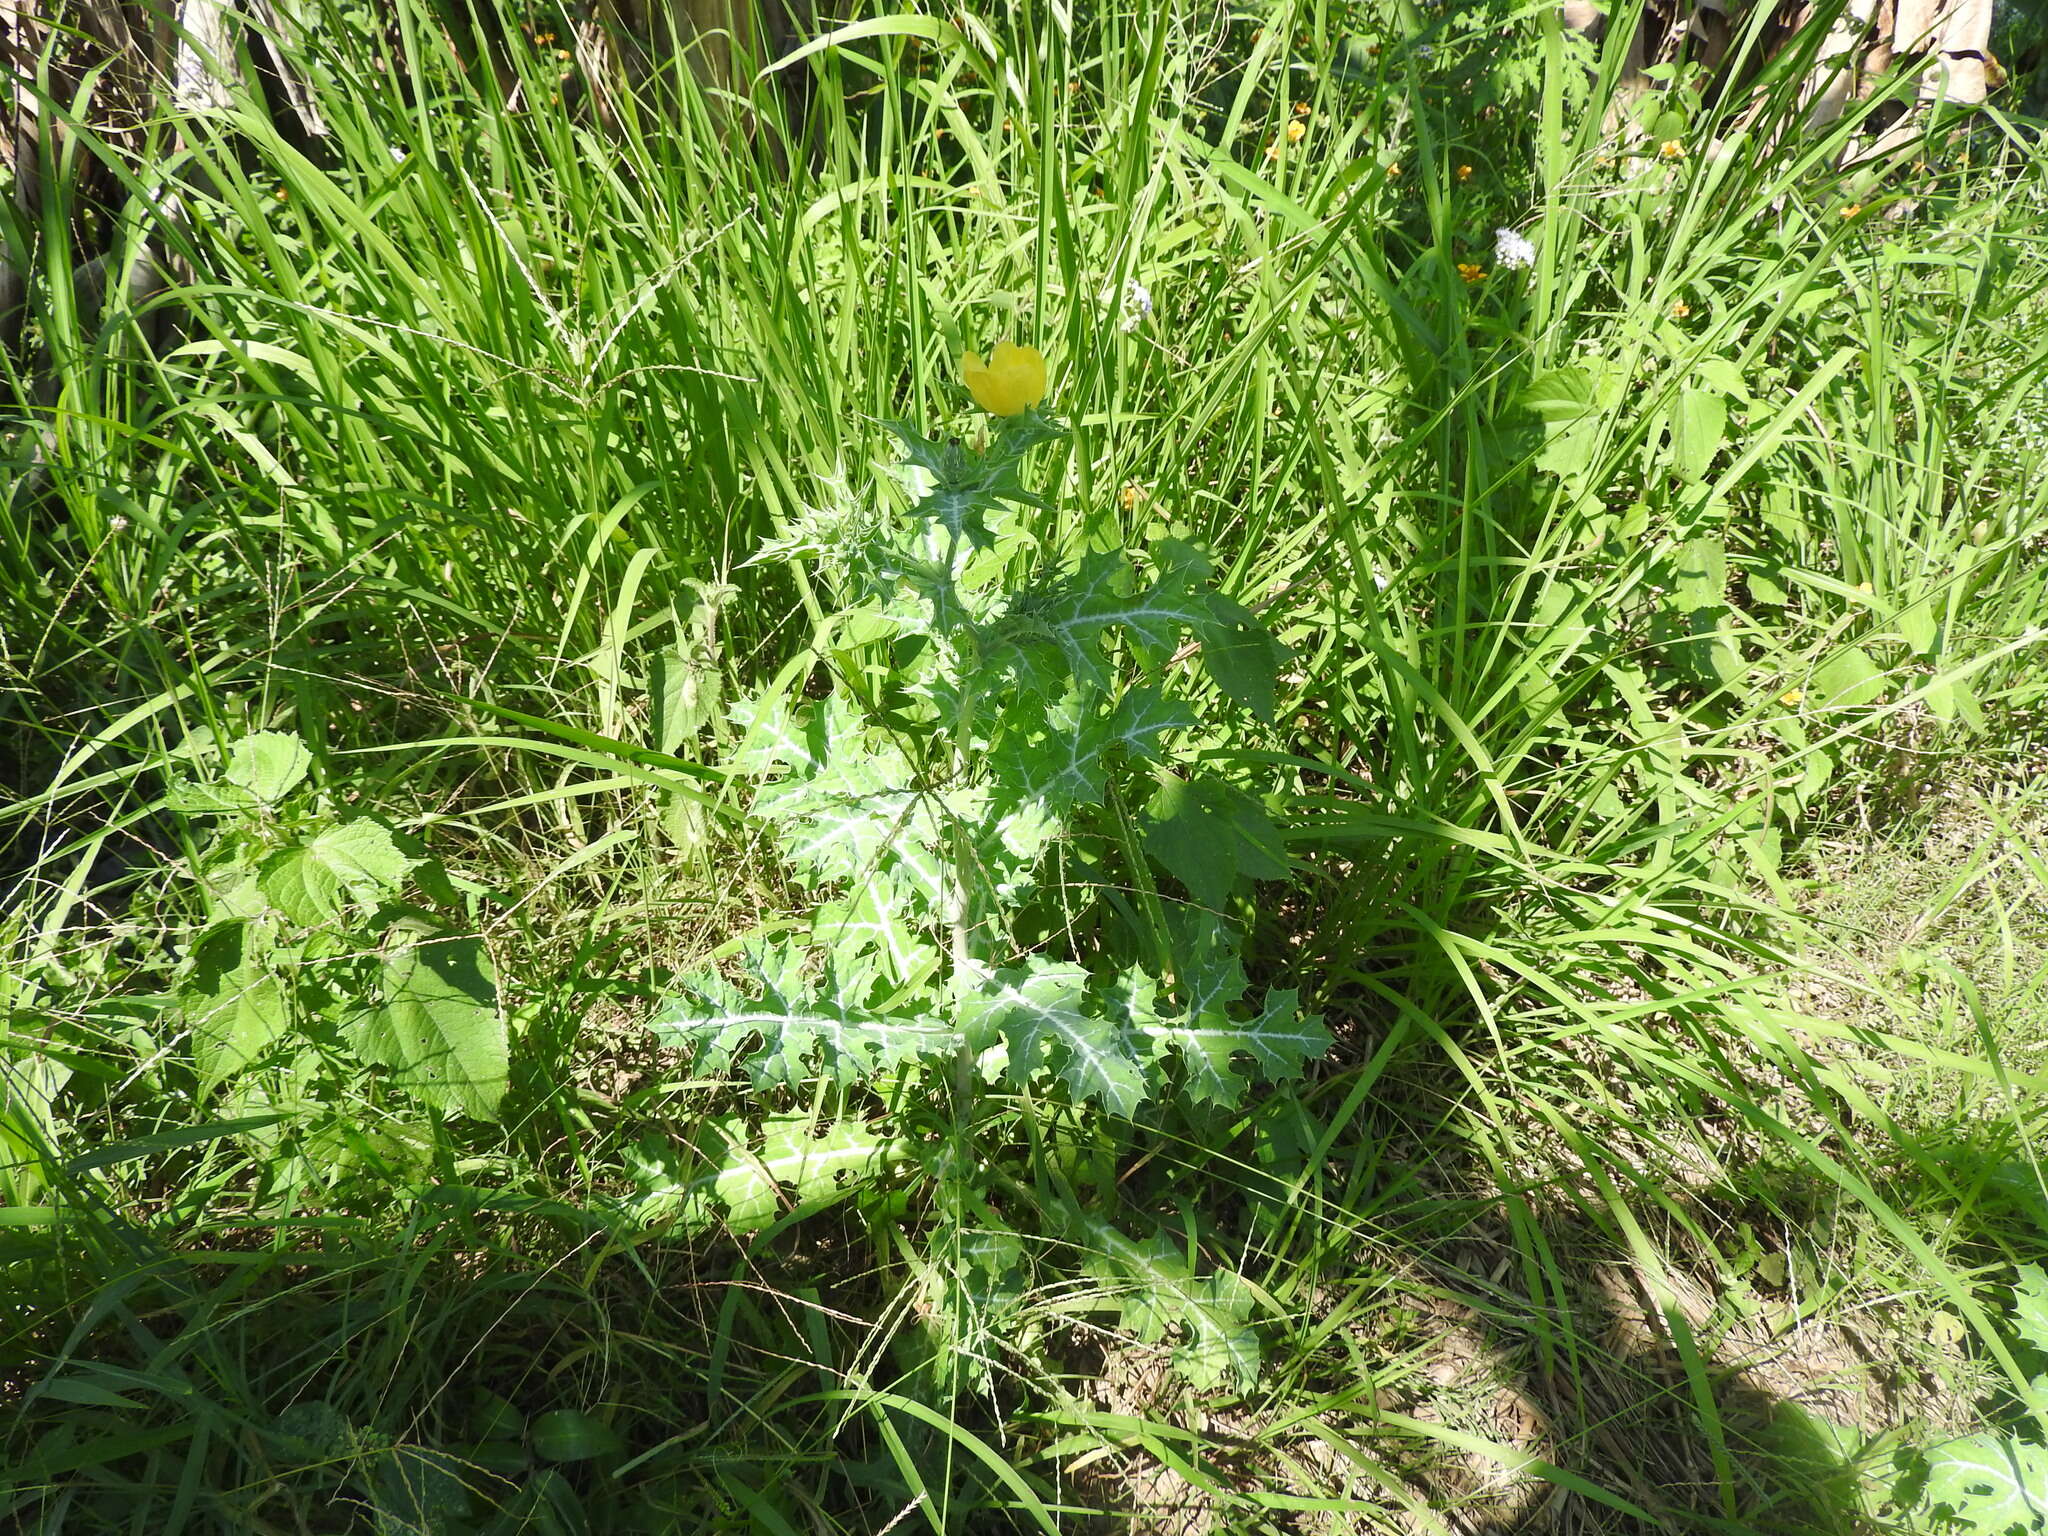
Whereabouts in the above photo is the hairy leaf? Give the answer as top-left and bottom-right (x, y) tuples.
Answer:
(350, 936), (505, 1118)
(179, 921), (290, 1092)
(224, 731), (312, 804)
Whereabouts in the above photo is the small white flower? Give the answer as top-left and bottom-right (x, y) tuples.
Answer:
(1105, 277), (1153, 332)
(109, 515), (130, 533)
(1494, 227), (1536, 270)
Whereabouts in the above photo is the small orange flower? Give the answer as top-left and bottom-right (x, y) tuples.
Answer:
(1119, 483), (1148, 511)
(1285, 119), (1306, 144)
(273, 186), (288, 202)
(1840, 202), (1862, 219)
(1659, 139), (1686, 160)
(1457, 262), (1486, 285)
(1670, 300), (1691, 319)
(1293, 101), (1311, 117)
(1456, 163), (1474, 181)
(1386, 161), (1401, 178)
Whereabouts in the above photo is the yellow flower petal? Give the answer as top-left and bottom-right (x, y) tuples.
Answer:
(961, 341), (1046, 416)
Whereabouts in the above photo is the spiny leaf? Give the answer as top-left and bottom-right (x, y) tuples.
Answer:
(1067, 1211), (1260, 1392)
(1916, 1433), (2048, 1534)
(1123, 972), (1328, 1108)
(629, 1116), (900, 1232)
(651, 942), (959, 1088)
(2013, 1266), (2048, 1361)
(991, 688), (1194, 813)
(727, 694), (827, 777)
(969, 959), (1147, 1116)
(997, 552), (1214, 691)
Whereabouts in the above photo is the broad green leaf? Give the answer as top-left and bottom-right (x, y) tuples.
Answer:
(1924, 674), (1985, 730)
(273, 1401), (355, 1460)
(469, 1390), (525, 1442)
(1672, 536), (1727, 613)
(1518, 362), (1622, 481)
(179, 922), (290, 1091)
(1898, 596), (1942, 656)
(1669, 387), (1726, 484)
(163, 778), (261, 815)
(305, 819), (416, 900)
(258, 821), (414, 927)
(373, 1445), (473, 1533)
(351, 937), (506, 1118)
(1693, 356), (1751, 403)
(1144, 775), (1289, 912)
(223, 731), (312, 804)
(256, 847), (340, 927)
(1747, 559), (1792, 608)
(649, 643), (721, 756)
(1811, 645), (1886, 710)
(1197, 593), (1284, 722)
(530, 1410), (624, 1463)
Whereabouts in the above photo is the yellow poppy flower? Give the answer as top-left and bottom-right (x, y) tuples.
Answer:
(1456, 163), (1474, 181)
(1659, 139), (1686, 161)
(1670, 300), (1691, 319)
(1457, 262), (1486, 285)
(1780, 687), (1804, 706)
(961, 341), (1046, 416)
(1285, 119), (1306, 144)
